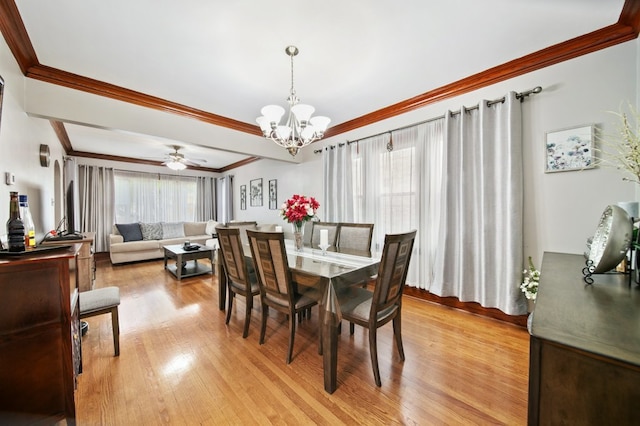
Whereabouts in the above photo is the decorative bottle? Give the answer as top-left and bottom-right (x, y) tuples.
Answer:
(6, 191), (25, 252)
(19, 194), (36, 249)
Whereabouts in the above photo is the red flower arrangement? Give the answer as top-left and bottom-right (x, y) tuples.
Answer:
(280, 194), (319, 225)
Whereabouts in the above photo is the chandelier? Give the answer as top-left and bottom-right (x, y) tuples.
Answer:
(256, 46), (330, 157)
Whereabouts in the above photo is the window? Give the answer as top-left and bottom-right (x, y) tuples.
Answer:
(114, 170), (197, 223)
(352, 146), (418, 245)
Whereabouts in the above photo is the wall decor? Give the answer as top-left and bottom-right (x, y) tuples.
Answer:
(268, 179), (278, 210)
(250, 178), (263, 207)
(545, 124), (595, 173)
(240, 185), (246, 210)
(39, 144), (50, 167)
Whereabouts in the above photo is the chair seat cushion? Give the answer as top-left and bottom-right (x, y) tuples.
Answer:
(339, 287), (396, 323)
(264, 291), (316, 310)
(80, 287), (120, 313)
(229, 279), (259, 295)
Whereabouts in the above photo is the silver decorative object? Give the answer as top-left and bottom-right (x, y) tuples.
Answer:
(585, 205), (633, 280)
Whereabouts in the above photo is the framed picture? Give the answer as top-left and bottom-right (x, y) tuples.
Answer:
(240, 185), (246, 210)
(545, 124), (595, 173)
(250, 178), (263, 207)
(268, 179), (278, 210)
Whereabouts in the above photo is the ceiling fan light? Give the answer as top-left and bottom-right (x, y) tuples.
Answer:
(166, 161), (186, 171)
(310, 116), (331, 134)
(261, 105), (285, 125)
(291, 104), (315, 124)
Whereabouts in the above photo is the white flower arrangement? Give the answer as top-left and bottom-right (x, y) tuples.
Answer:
(520, 256), (540, 301)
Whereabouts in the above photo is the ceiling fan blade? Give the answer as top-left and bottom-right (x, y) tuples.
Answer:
(182, 158), (205, 166)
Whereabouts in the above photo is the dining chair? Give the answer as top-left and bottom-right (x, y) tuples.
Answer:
(216, 226), (260, 338)
(310, 222), (340, 249)
(225, 221), (258, 245)
(246, 229), (318, 364)
(337, 222), (374, 252)
(338, 230), (417, 386)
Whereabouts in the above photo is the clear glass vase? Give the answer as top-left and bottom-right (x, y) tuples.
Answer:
(292, 222), (304, 251)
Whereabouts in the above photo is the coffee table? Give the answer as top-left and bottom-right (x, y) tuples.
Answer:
(163, 244), (214, 280)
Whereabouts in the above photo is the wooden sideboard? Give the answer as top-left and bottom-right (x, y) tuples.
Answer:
(528, 252), (640, 425)
(42, 232), (95, 292)
(0, 245), (81, 424)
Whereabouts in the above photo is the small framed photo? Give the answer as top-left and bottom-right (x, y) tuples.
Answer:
(268, 179), (277, 210)
(250, 178), (263, 207)
(545, 124), (595, 173)
(240, 185), (246, 210)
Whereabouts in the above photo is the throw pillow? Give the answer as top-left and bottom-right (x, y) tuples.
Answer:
(205, 220), (219, 235)
(162, 222), (185, 239)
(115, 223), (143, 242)
(139, 222), (162, 240)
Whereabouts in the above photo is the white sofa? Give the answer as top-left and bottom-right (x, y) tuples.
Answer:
(109, 221), (218, 264)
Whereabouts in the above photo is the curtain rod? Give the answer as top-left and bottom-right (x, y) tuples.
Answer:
(314, 86), (542, 153)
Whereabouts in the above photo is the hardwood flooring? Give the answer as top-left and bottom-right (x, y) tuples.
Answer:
(76, 258), (529, 425)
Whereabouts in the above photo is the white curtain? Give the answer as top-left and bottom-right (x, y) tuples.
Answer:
(196, 176), (217, 221)
(217, 175), (233, 224)
(431, 92), (526, 315)
(114, 170), (197, 223)
(346, 122), (444, 286)
(78, 165), (115, 252)
(322, 143), (355, 222)
(323, 92), (526, 315)
(158, 174), (198, 222)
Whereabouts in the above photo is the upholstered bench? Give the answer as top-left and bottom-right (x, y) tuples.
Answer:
(79, 287), (121, 356)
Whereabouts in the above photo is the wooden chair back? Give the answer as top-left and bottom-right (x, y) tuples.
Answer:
(337, 223), (374, 252)
(246, 230), (294, 307)
(225, 221), (257, 245)
(310, 222), (339, 248)
(216, 226), (252, 289)
(371, 230), (417, 316)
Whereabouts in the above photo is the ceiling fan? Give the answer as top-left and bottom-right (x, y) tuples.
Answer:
(162, 145), (206, 170)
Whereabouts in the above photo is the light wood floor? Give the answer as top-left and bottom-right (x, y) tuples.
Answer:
(76, 258), (530, 425)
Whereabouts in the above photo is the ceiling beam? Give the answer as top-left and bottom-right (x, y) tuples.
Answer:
(28, 65), (262, 136)
(67, 150), (222, 173)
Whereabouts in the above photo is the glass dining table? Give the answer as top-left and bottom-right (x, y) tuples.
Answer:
(216, 239), (380, 393)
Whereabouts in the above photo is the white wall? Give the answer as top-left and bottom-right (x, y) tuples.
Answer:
(231, 40), (639, 268)
(0, 37), (66, 241)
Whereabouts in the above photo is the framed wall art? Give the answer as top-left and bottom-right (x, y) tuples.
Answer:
(240, 185), (246, 210)
(268, 179), (278, 210)
(250, 178), (263, 207)
(545, 124), (595, 173)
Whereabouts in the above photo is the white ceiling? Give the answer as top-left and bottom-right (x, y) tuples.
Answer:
(13, 0), (626, 170)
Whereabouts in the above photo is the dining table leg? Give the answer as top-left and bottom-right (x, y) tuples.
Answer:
(321, 279), (342, 394)
(322, 318), (339, 393)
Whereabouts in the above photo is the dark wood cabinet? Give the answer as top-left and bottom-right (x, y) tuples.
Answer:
(0, 245), (80, 425)
(528, 252), (640, 425)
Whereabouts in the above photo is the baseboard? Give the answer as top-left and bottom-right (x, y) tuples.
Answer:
(403, 287), (528, 328)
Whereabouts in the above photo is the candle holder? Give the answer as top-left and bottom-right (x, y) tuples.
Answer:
(318, 243), (330, 255)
